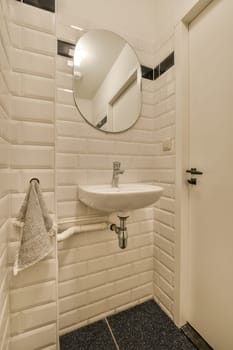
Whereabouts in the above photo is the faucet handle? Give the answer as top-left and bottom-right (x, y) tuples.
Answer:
(113, 161), (121, 170)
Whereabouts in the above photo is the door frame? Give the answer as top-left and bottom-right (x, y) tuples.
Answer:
(173, 0), (214, 327)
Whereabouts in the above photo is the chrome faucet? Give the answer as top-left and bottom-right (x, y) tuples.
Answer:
(112, 161), (124, 187)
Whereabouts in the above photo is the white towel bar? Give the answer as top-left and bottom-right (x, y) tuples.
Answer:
(57, 222), (109, 242)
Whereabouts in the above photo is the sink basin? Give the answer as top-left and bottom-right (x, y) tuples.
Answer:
(78, 183), (163, 213)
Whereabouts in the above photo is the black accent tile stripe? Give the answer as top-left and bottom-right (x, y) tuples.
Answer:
(140, 52), (175, 81)
(182, 323), (213, 350)
(153, 64), (160, 80)
(159, 51), (174, 76)
(57, 40), (75, 58)
(141, 65), (153, 80)
(16, 0), (55, 12)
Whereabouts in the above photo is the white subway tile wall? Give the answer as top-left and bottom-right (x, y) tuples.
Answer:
(152, 43), (176, 317)
(0, 0), (11, 349)
(56, 20), (156, 334)
(7, 1), (58, 349)
(0, 0), (177, 347)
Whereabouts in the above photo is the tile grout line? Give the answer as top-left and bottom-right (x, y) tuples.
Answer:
(105, 318), (120, 350)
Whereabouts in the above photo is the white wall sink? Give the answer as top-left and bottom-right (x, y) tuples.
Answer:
(78, 183), (163, 213)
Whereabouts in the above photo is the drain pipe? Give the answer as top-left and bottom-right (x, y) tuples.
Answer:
(110, 216), (128, 249)
(58, 217), (129, 249)
(57, 222), (109, 241)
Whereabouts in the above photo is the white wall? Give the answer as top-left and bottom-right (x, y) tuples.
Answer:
(57, 0), (179, 335)
(6, 2), (58, 349)
(152, 65), (176, 318)
(0, 1), (11, 348)
(56, 16), (155, 334)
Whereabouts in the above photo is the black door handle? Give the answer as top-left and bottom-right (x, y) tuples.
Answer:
(187, 178), (197, 185)
(186, 168), (203, 175)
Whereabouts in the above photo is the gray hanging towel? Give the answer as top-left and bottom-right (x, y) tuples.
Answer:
(13, 179), (56, 275)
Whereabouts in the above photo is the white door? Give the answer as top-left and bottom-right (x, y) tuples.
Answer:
(187, 0), (233, 349)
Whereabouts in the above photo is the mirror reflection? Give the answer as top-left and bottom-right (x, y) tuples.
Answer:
(73, 30), (142, 133)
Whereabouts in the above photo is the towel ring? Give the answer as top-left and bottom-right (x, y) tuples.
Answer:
(30, 177), (40, 184)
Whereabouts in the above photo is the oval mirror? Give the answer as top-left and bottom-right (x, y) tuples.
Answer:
(73, 29), (142, 133)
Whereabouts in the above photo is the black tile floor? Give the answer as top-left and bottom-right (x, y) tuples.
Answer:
(60, 300), (197, 350)
(60, 319), (116, 350)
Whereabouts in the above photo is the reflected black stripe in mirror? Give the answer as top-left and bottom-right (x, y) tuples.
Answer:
(16, 0), (55, 12)
(57, 40), (75, 58)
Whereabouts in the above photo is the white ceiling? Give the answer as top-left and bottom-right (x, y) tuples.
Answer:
(58, 0), (198, 45)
